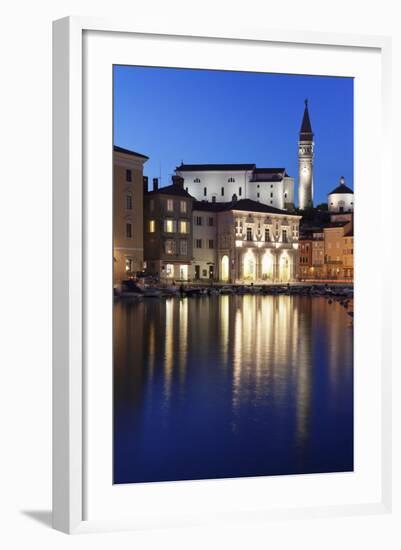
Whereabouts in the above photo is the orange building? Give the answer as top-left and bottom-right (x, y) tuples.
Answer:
(324, 221), (353, 280)
(299, 235), (313, 280)
(342, 230), (354, 280)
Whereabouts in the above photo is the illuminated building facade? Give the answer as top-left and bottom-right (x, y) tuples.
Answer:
(176, 164), (295, 212)
(324, 221), (353, 280)
(192, 198), (301, 283)
(328, 176), (354, 213)
(143, 175), (194, 281)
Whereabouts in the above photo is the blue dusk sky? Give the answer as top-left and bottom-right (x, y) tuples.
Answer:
(113, 66), (353, 205)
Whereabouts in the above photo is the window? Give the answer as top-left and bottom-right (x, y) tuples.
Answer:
(246, 227), (252, 241)
(125, 258), (134, 273)
(126, 222), (132, 239)
(282, 229), (288, 243)
(208, 239), (214, 249)
(270, 192), (273, 198)
(204, 187), (207, 196)
(208, 217), (214, 226)
(195, 239), (202, 248)
(125, 194), (132, 210)
(194, 178), (201, 183)
(180, 200), (187, 213)
(212, 196), (216, 203)
(165, 239), (175, 255)
(239, 187), (242, 196)
(228, 177), (235, 183)
(265, 228), (270, 242)
(221, 187), (225, 196)
(126, 169), (132, 182)
(166, 264), (174, 277)
(257, 192), (260, 199)
(149, 199), (154, 211)
(165, 219), (174, 233)
(195, 216), (202, 226)
(179, 220), (188, 233)
(167, 199), (174, 211)
(179, 239), (188, 255)
(149, 220), (155, 233)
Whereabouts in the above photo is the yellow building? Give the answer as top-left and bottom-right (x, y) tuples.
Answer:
(113, 146), (149, 285)
(342, 230), (354, 280)
(324, 221), (353, 281)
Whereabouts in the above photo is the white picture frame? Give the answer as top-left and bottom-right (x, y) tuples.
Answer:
(52, 16), (392, 534)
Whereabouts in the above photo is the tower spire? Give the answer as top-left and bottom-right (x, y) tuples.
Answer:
(300, 99), (313, 139)
(298, 100), (314, 209)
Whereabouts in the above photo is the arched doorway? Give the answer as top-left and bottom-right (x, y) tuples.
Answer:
(221, 255), (229, 282)
(261, 251), (274, 281)
(243, 250), (256, 281)
(280, 252), (290, 282)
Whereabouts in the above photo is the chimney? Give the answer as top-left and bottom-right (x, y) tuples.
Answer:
(172, 175), (184, 188)
(152, 177), (159, 191)
(143, 176), (148, 193)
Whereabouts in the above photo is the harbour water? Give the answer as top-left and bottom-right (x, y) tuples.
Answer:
(113, 295), (353, 484)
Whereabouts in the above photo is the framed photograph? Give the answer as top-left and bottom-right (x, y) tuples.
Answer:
(52, 17), (392, 534)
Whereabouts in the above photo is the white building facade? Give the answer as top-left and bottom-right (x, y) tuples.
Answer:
(192, 206), (218, 280)
(328, 176), (354, 213)
(176, 164), (295, 211)
(191, 199), (301, 283)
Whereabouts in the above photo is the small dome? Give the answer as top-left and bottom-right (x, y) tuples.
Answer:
(328, 176), (354, 195)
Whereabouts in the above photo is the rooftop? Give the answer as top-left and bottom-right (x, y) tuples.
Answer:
(194, 198), (298, 216)
(176, 163), (256, 172)
(113, 145), (149, 160)
(329, 176), (354, 195)
(324, 221), (349, 229)
(146, 184), (194, 198)
(299, 100), (313, 140)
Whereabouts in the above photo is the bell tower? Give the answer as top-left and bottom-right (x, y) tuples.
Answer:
(298, 99), (314, 209)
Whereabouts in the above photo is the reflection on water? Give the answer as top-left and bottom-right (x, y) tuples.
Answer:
(114, 295), (353, 484)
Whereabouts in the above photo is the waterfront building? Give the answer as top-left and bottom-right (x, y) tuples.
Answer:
(191, 198), (301, 283)
(113, 146), (148, 284)
(143, 175), (194, 281)
(299, 229), (325, 280)
(324, 220), (353, 280)
(328, 176), (354, 213)
(299, 234), (313, 280)
(298, 100), (314, 210)
(191, 202), (219, 280)
(175, 164), (295, 211)
(342, 230), (354, 280)
(311, 230), (325, 279)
